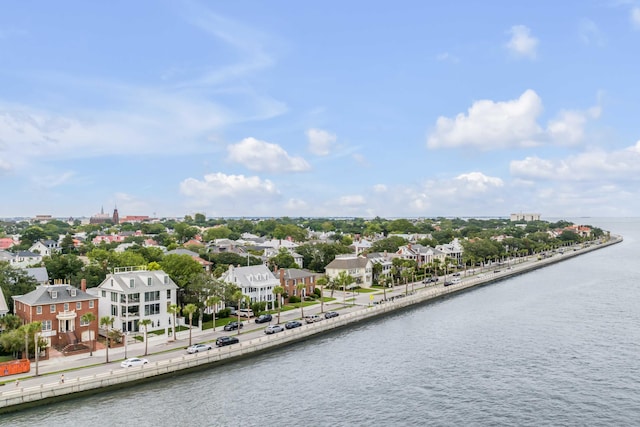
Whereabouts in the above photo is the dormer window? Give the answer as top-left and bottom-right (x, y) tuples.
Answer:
(147, 277), (152, 286)
(70, 289), (77, 297)
(129, 279), (135, 288)
(51, 291), (58, 299)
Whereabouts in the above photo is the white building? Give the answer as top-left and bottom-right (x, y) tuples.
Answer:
(220, 265), (279, 310)
(89, 266), (178, 334)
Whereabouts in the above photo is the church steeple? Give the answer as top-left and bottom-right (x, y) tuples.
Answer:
(113, 206), (119, 225)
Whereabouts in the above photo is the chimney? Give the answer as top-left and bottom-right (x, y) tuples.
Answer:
(81, 278), (87, 292)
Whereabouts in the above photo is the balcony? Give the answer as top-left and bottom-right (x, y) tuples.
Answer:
(56, 310), (77, 321)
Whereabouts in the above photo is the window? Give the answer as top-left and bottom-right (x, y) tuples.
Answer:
(51, 291), (58, 299)
(70, 289), (76, 297)
(36, 306), (42, 314)
(129, 278), (135, 288)
(64, 303), (69, 311)
(101, 290), (106, 298)
(111, 292), (118, 302)
(50, 304), (56, 313)
(164, 275), (169, 284)
(145, 303), (160, 316)
(76, 302), (82, 310)
(166, 290), (171, 299)
(145, 291), (160, 302)
(80, 317), (89, 327)
(89, 300), (94, 309)
(147, 277), (152, 286)
(111, 305), (117, 316)
(42, 320), (52, 331)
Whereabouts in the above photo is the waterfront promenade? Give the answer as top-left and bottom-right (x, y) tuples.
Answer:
(0, 236), (622, 413)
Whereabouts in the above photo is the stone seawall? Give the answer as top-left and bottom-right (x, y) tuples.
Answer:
(0, 235), (622, 413)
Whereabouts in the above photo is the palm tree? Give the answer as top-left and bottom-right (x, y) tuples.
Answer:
(334, 271), (354, 306)
(99, 316), (115, 364)
(205, 295), (221, 332)
(183, 304), (197, 347)
(232, 290), (245, 336)
(81, 312), (96, 356)
(272, 286), (284, 324)
(296, 283), (306, 319)
(139, 318), (152, 356)
(167, 304), (179, 341)
(316, 276), (328, 313)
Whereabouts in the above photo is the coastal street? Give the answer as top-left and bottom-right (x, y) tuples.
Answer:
(0, 238), (617, 406)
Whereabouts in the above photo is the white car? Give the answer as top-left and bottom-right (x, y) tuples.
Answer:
(187, 343), (212, 354)
(264, 324), (284, 334)
(121, 357), (149, 368)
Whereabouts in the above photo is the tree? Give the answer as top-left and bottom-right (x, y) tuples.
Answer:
(272, 286), (284, 324)
(160, 254), (203, 294)
(296, 283), (306, 319)
(81, 312), (96, 356)
(315, 277), (328, 313)
(268, 248), (298, 270)
(183, 304), (197, 347)
(139, 318), (152, 356)
(167, 304), (179, 341)
(99, 316), (115, 363)
(333, 271), (354, 306)
(205, 295), (221, 331)
(232, 290), (249, 336)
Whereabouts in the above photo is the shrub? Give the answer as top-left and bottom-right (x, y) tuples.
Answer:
(313, 288), (322, 297)
(217, 308), (231, 318)
(288, 296), (300, 304)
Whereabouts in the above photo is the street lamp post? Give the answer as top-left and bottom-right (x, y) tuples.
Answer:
(124, 293), (128, 359)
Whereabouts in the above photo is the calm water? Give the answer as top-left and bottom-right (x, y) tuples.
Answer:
(3, 218), (639, 427)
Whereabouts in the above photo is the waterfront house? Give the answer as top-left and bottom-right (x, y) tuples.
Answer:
(274, 267), (320, 302)
(220, 264), (279, 310)
(324, 255), (373, 288)
(12, 280), (99, 352)
(396, 244), (446, 267)
(90, 266), (178, 334)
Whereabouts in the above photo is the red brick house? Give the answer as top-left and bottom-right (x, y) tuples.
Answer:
(12, 279), (99, 352)
(275, 268), (320, 301)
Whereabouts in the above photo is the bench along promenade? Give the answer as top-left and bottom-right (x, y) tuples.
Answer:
(0, 235), (623, 413)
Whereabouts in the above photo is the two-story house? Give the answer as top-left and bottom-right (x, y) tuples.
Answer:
(324, 255), (373, 288)
(12, 280), (99, 351)
(90, 267), (178, 334)
(274, 267), (320, 302)
(220, 265), (279, 310)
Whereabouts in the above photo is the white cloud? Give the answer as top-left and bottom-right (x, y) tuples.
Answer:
(506, 25), (539, 59)
(373, 184), (387, 193)
(284, 198), (308, 211)
(427, 89), (544, 149)
(631, 7), (640, 29)
(227, 137), (311, 172)
(180, 172), (279, 200)
(510, 141), (640, 181)
(455, 172), (504, 191)
(436, 52), (460, 63)
(427, 90), (600, 150)
(579, 19), (605, 46)
(31, 171), (76, 189)
(338, 195), (367, 207)
(307, 128), (337, 156)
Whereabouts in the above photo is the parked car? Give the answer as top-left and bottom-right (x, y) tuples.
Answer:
(121, 357), (148, 368)
(223, 321), (244, 331)
(423, 277), (439, 283)
(324, 311), (339, 319)
(187, 343), (212, 354)
(237, 308), (254, 318)
(304, 314), (322, 324)
(255, 314), (273, 324)
(216, 336), (239, 347)
(285, 320), (302, 329)
(264, 324), (284, 334)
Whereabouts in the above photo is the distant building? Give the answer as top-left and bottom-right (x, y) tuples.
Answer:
(510, 213), (541, 222)
(90, 206), (118, 224)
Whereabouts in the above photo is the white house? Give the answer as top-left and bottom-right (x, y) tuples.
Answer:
(0, 287), (8, 318)
(89, 266), (178, 334)
(220, 264), (279, 310)
(324, 255), (373, 288)
(29, 239), (59, 257)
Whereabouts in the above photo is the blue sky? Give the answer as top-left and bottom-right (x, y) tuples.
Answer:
(1, 1), (640, 219)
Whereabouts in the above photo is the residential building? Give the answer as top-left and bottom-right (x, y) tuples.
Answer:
(510, 213), (541, 222)
(12, 280), (99, 351)
(25, 267), (50, 285)
(0, 237), (15, 250)
(90, 266), (178, 334)
(274, 267), (320, 302)
(2, 250), (43, 268)
(435, 239), (464, 265)
(220, 264), (279, 309)
(29, 239), (60, 257)
(324, 255), (373, 288)
(166, 248), (212, 272)
(366, 251), (397, 282)
(396, 244), (446, 267)
(0, 287), (8, 318)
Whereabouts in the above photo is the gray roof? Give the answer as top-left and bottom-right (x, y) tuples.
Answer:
(325, 256), (370, 269)
(0, 251), (14, 262)
(0, 287), (8, 314)
(280, 268), (320, 280)
(13, 284), (98, 306)
(97, 269), (178, 293)
(25, 267), (50, 284)
(221, 265), (279, 288)
(166, 249), (200, 257)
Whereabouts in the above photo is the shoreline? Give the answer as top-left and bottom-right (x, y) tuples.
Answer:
(0, 235), (623, 413)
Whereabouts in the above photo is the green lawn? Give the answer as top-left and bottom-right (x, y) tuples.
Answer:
(353, 288), (378, 293)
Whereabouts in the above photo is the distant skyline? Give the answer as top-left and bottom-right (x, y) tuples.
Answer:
(1, 1), (640, 218)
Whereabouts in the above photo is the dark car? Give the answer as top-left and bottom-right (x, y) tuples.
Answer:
(255, 314), (273, 324)
(324, 311), (339, 319)
(216, 336), (239, 347)
(423, 277), (439, 283)
(285, 320), (302, 329)
(223, 321), (244, 331)
(444, 281), (454, 287)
